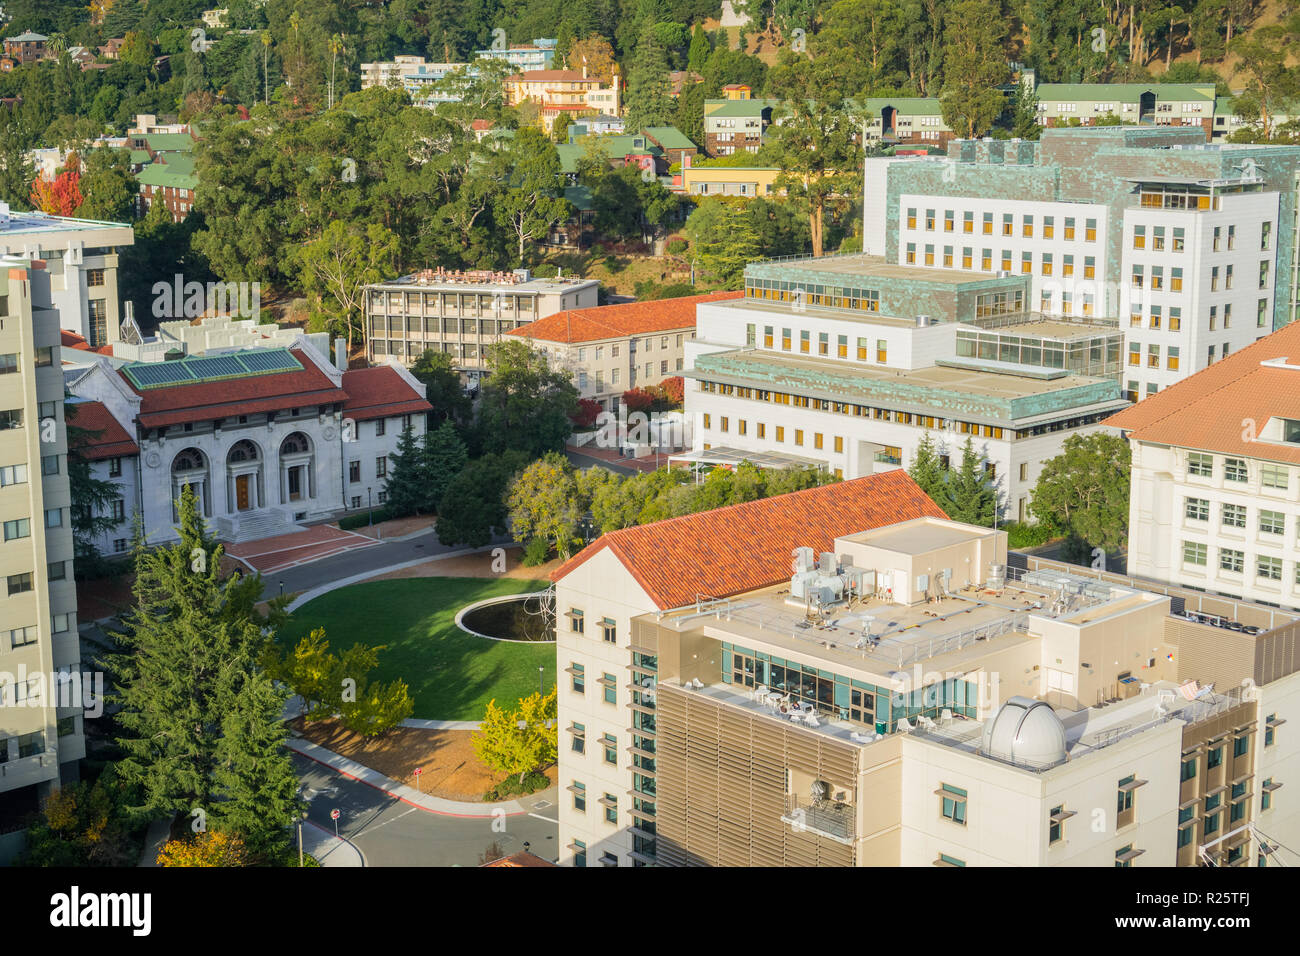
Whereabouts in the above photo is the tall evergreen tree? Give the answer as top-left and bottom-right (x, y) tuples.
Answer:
(211, 671), (301, 860)
(625, 25), (675, 130)
(423, 420), (468, 512)
(945, 437), (997, 526)
(687, 24), (711, 73)
(109, 489), (278, 823)
(382, 423), (428, 517)
(907, 432), (948, 507)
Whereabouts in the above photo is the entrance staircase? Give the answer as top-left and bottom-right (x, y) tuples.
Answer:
(214, 509), (301, 543)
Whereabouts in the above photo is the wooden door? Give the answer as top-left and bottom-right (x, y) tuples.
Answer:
(236, 474), (250, 510)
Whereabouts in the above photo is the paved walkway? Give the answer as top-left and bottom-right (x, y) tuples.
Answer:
(226, 525), (380, 575)
(287, 738), (539, 818)
(566, 441), (675, 475)
(285, 543), (503, 612)
(300, 819), (365, 867)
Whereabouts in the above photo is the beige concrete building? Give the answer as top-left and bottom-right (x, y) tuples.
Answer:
(0, 203), (133, 351)
(508, 292), (738, 410)
(0, 257), (86, 805)
(365, 267), (600, 376)
(551, 470), (1300, 866)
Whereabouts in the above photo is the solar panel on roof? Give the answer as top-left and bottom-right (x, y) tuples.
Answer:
(238, 349), (301, 373)
(125, 362), (196, 388)
(184, 355), (247, 380)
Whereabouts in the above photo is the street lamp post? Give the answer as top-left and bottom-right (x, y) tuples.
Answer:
(539, 666), (544, 695)
(279, 580), (284, 600)
(297, 811), (308, 867)
(367, 487), (373, 530)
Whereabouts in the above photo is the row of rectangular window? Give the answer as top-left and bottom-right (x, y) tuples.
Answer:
(905, 209), (1098, 241)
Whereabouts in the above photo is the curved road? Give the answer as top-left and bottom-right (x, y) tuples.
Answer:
(261, 528), (513, 599)
(293, 753), (559, 866)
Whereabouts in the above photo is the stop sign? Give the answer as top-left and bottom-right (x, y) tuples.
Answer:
(330, 809), (340, 820)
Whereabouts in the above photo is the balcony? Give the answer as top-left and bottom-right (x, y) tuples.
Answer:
(780, 794), (856, 844)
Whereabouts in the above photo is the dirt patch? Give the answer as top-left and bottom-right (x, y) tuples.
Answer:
(368, 545), (564, 582)
(292, 717), (555, 801)
(346, 514), (436, 540)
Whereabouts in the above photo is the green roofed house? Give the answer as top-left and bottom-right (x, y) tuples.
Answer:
(862, 98), (953, 148)
(642, 126), (699, 167)
(558, 133), (665, 179)
(136, 152), (198, 222)
(703, 95), (779, 158)
(1033, 83), (1217, 138)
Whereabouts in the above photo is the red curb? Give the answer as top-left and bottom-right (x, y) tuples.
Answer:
(292, 747), (529, 819)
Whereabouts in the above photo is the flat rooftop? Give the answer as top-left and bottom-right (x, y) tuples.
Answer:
(974, 317), (1121, 339)
(0, 208), (133, 242)
(653, 566), (1138, 679)
(844, 521), (991, 556)
(688, 349), (1126, 423)
(749, 254), (1008, 287)
(372, 269), (599, 295)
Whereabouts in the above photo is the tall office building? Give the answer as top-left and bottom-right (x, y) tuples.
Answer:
(552, 471), (1300, 866)
(681, 254), (1129, 522)
(0, 257), (86, 806)
(865, 126), (1300, 400)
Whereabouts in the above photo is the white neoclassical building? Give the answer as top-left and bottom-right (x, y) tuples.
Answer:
(67, 337), (431, 546)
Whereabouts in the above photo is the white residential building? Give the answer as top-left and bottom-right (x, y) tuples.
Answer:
(1112, 321), (1300, 611)
(0, 256), (86, 803)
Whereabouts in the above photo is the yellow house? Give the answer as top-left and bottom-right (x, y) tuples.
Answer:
(682, 165), (782, 198)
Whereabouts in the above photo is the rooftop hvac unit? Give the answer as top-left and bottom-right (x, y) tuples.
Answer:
(819, 552), (836, 574)
(513, 268), (531, 282)
(792, 546), (815, 573)
(987, 563), (1006, 590)
(915, 314), (932, 327)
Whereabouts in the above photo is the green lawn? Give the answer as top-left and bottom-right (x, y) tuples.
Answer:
(277, 577), (555, 720)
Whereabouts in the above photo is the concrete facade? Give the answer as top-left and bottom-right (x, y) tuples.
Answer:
(0, 258), (85, 802)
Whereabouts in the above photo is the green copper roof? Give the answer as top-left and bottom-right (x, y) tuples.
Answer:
(862, 97), (945, 116)
(143, 133), (196, 152)
(1035, 83), (1216, 103)
(690, 350), (1124, 424)
(136, 162), (197, 190)
(643, 126), (697, 149)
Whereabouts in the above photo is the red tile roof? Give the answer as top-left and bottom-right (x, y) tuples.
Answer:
(122, 349), (345, 429)
(550, 471), (948, 610)
(60, 329), (113, 355)
(341, 366), (432, 422)
(1106, 323), (1300, 465)
(67, 400), (138, 460)
(508, 291), (742, 345)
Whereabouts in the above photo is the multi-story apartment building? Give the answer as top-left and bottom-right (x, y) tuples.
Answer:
(474, 39), (557, 73)
(703, 97), (776, 157)
(1112, 320), (1300, 611)
(359, 56), (469, 106)
(1034, 83), (1217, 135)
(365, 268), (600, 374)
(682, 253), (1128, 521)
(552, 471), (1300, 866)
(0, 203), (133, 350)
(0, 257), (86, 806)
(503, 69), (621, 134)
(507, 292), (736, 410)
(868, 125), (1300, 401)
(862, 97), (953, 147)
(67, 338), (431, 544)
(1, 32), (48, 65)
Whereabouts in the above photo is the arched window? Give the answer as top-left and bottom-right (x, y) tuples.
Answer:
(280, 432), (311, 456)
(172, 448), (206, 473)
(227, 439), (259, 463)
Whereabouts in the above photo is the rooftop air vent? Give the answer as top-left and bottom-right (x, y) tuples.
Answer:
(915, 314), (932, 327)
